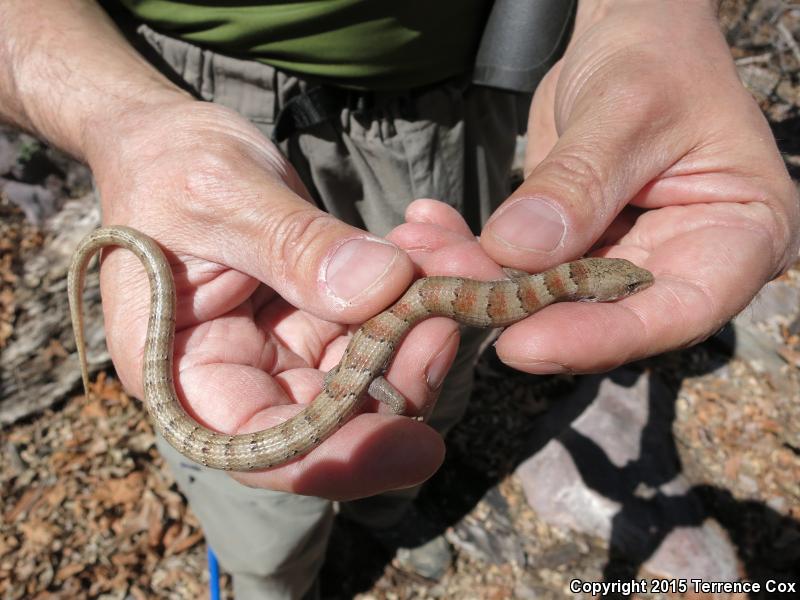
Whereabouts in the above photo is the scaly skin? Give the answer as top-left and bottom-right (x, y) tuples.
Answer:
(68, 226), (654, 471)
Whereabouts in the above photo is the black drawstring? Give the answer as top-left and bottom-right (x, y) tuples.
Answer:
(272, 86), (375, 143)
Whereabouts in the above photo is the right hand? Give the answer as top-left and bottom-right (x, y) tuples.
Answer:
(90, 100), (459, 500)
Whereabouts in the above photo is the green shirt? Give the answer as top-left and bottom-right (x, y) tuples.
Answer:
(116, 1), (493, 90)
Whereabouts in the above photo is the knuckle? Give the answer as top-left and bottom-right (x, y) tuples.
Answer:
(176, 148), (291, 235)
(543, 150), (610, 218)
(261, 206), (341, 271)
(179, 150), (246, 217)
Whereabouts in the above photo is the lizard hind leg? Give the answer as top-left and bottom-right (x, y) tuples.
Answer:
(367, 376), (407, 415)
(326, 366), (406, 415)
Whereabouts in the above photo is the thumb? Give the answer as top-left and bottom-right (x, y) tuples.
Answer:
(217, 188), (416, 323)
(481, 64), (695, 270)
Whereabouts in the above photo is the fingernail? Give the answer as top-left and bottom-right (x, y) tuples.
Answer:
(325, 238), (399, 301)
(425, 331), (459, 390)
(490, 198), (566, 252)
(505, 359), (568, 374)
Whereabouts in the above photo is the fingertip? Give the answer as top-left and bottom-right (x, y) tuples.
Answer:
(355, 416), (446, 492)
(405, 198), (474, 237)
(320, 235), (416, 323)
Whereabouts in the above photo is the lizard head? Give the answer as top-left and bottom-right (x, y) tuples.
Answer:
(574, 258), (654, 302)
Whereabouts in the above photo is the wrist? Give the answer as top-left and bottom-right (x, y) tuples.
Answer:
(0, 0), (192, 161)
(574, 0), (718, 35)
(82, 92), (198, 177)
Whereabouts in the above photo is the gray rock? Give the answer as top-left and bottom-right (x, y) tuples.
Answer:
(728, 323), (787, 377)
(712, 276), (800, 391)
(518, 439), (620, 541)
(516, 368), (739, 582)
(395, 535), (452, 581)
(0, 135), (18, 174)
(447, 489), (526, 567)
(0, 179), (57, 227)
(571, 369), (650, 467)
(643, 522), (738, 582)
(737, 280), (800, 328)
(737, 64), (781, 101)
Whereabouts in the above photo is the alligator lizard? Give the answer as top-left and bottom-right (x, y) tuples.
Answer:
(68, 226), (654, 471)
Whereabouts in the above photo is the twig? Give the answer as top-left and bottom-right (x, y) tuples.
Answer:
(735, 52), (774, 66)
(776, 21), (800, 65)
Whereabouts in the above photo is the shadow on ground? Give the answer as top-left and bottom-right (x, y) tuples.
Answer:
(320, 323), (800, 598)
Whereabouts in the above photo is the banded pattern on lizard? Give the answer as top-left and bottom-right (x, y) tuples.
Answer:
(68, 226), (654, 471)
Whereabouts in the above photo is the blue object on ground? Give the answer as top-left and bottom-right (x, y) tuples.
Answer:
(208, 546), (220, 600)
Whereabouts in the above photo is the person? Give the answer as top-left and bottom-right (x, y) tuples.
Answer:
(1, 1), (797, 598)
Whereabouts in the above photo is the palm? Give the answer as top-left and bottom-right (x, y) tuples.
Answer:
(101, 237), (461, 498)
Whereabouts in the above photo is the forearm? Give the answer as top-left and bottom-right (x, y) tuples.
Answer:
(0, 0), (190, 162)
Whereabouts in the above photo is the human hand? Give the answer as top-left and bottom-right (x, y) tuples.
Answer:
(0, 0), (468, 500)
(480, 0), (799, 373)
(90, 101), (465, 500)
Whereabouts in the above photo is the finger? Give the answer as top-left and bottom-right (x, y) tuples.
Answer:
(233, 412), (445, 501)
(318, 314), (461, 417)
(104, 279), (311, 397)
(101, 194), (414, 396)
(405, 198), (475, 238)
(388, 222), (505, 280)
(481, 58), (698, 271)
(100, 254), (260, 393)
(382, 317), (460, 417)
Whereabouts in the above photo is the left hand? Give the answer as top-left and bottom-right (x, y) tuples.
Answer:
(478, 0), (799, 373)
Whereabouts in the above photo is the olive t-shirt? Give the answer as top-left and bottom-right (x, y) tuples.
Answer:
(115, 0), (493, 90)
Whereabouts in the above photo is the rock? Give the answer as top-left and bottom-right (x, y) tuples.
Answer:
(518, 438), (618, 540)
(0, 179), (57, 227)
(738, 64), (780, 101)
(737, 280), (800, 328)
(516, 368), (739, 582)
(776, 79), (800, 107)
(727, 323), (789, 383)
(0, 135), (19, 175)
(394, 535), (452, 581)
(447, 488), (526, 567)
(719, 278), (800, 392)
(642, 522), (738, 582)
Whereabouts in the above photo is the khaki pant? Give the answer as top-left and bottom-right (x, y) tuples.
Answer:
(138, 25), (528, 600)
